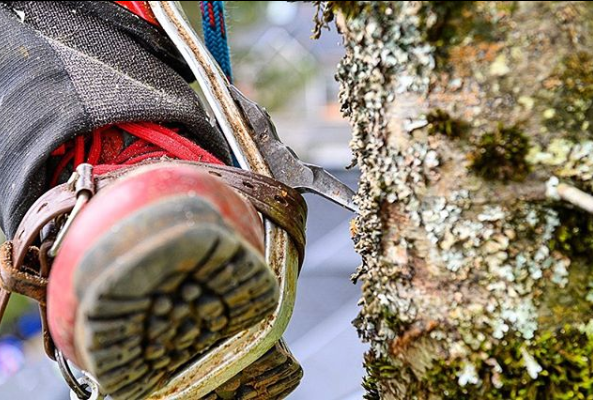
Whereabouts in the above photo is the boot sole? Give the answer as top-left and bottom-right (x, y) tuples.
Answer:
(74, 196), (279, 400)
(203, 340), (303, 400)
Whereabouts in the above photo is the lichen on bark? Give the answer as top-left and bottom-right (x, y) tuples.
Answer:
(329, 1), (593, 399)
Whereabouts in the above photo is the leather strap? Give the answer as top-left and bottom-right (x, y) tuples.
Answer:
(176, 161), (308, 260)
(39, 240), (56, 359)
(0, 162), (307, 327)
(10, 184), (77, 276)
(0, 242), (47, 304)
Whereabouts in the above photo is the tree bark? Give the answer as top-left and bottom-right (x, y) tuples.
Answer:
(328, 2), (593, 399)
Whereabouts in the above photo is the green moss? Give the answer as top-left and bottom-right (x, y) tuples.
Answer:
(469, 124), (531, 182)
(549, 206), (593, 259)
(426, 109), (468, 138)
(545, 51), (593, 139)
(425, 325), (593, 399)
(362, 352), (396, 400)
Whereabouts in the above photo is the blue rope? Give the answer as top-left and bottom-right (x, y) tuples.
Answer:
(200, 1), (233, 82)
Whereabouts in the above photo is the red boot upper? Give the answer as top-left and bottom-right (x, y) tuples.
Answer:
(48, 164), (265, 366)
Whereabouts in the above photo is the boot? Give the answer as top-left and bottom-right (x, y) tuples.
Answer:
(48, 162), (300, 400)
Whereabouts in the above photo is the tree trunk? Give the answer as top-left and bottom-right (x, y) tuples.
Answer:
(327, 2), (593, 399)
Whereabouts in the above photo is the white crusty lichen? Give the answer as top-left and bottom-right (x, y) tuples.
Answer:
(528, 139), (593, 190)
(457, 362), (480, 387)
(334, 3), (439, 396)
(336, 0), (435, 337)
(520, 347), (543, 380)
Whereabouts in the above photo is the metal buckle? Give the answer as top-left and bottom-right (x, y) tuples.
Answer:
(48, 164), (94, 257)
(57, 349), (105, 400)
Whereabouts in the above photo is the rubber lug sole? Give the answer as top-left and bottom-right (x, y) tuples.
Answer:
(74, 197), (279, 400)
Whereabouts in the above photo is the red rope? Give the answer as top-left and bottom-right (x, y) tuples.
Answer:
(87, 130), (103, 165)
(73, 135), (85, 167)
(50, 122), (224, 186)
(112, 139), (159, 164)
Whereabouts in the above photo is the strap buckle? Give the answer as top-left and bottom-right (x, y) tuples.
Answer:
(49, 163), (95, 257)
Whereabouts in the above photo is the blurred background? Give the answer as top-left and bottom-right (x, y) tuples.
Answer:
(0, 2), (364, 399)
